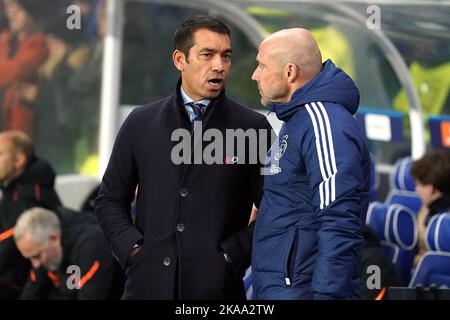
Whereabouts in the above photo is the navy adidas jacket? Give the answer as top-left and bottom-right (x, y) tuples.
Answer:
(252, 60), (371, 299)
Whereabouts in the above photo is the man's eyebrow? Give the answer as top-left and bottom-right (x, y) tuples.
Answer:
(199, 48), (233, 53)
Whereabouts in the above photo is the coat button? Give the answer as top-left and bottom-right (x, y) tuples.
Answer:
(179, 188), (189, 197)
(176, 223), (185, 233)
(163, 257), (171, 267)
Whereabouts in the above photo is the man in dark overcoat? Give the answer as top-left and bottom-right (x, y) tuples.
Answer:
(95, 15), (273, 299)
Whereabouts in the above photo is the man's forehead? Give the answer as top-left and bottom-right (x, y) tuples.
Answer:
(261, 39), (279, 53)
(0, 135), (9, 144)
(192, 29), (230, 45)
(18, 234), (42, 256)
(0, 136), (13, 151)
(256, 47), (268, 61)
(257, 41), (272, 58)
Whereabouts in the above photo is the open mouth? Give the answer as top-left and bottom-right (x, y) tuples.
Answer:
(208, 78), (223, 87)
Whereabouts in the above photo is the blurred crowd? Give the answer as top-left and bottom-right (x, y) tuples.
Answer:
(0, 0), (104, 174)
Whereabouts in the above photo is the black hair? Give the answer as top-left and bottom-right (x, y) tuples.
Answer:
(172, 15), (231, 61)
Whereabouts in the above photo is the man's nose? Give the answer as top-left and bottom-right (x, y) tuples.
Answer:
(251, 68), (259, 81)
(211, 55), (225, 72)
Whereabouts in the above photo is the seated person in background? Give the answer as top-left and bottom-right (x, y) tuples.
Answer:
(361, 225), (402, 299)
(0, 130), (61, 299)
(410, 149), (450, 266)
(14, 207), (124, 299)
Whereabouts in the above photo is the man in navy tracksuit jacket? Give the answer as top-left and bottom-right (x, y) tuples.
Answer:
(251, 28), (371, 299)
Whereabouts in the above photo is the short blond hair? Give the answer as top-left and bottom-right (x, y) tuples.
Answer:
(14, 207), (61, 244)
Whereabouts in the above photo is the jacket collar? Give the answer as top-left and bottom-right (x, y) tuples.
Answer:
(267, 59), (359, 122)
(428, 194), (450, 217)
(172, 78), (226, 129)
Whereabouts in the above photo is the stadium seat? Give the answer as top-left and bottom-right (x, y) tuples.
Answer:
(385, 190), (422, 215)
(366, 202), (418, 284)
(409, 213), (450, 288)
(390, 157), (416, 192)
(366, 202), (388, 238)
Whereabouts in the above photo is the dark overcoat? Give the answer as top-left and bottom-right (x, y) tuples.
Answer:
(96, 84), (272, 299)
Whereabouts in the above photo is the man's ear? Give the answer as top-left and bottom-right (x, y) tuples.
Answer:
(13, 152), (27, 172)
(286, 63), (299, 83)
(173, 50), (186, 72)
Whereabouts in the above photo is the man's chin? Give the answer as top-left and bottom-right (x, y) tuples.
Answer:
(204, 91), (221, 99)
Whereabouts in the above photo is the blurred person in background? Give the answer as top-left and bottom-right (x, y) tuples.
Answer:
(0, 0), (48, 137)
(411, 149), (450, 267)
(72, 0), (97, 43)
(0, 130), (60, 299)
(66, 0), (106, 175)
(14, 207), (124, 299)
(31, 3), (90, 174)
(360, 225), (402, 300)
(0, 1), (7, 33)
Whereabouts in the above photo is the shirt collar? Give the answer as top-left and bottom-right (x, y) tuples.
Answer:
(180, 86), (210, 107)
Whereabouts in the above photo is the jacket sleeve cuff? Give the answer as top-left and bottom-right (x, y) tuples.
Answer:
(219, 222), (255, 278)
(111, 227), (143, 269)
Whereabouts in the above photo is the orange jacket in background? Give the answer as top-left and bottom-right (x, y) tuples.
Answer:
(0, 31), (48, 136)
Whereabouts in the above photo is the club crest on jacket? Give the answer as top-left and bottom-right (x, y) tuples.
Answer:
(274, 134), (288, 161)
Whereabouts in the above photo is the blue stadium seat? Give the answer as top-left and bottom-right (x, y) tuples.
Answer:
(366, 202), (418, 284)
(366, 202), (417, 250)
(409, 213), (450, 288)
(366, 202), (388, 238)
(385, 156), (422, 215)
(425, 213), (450, 252)
(390, 157), (416, 192)
(385, 190), (422, 215)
